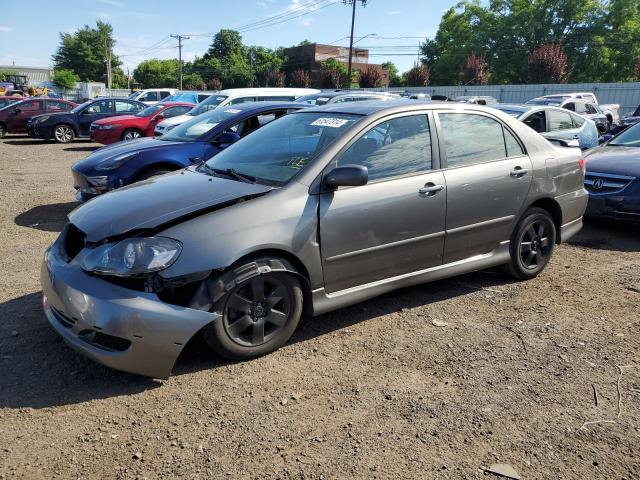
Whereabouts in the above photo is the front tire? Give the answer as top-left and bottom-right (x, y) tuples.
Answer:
(53, 124), (75, 143)
(505, 207), (556, 280)
(202, 258), (304, 360)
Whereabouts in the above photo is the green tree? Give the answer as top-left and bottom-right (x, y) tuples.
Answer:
(204, 29), (246, 61)
(133, 59), (180, 88)
(381, 61), (403, 87)
(319, 58), (350, 88)
(250, 46), (285, 86)
(52, 21), (123, 84)
(0, 69), (18, 82)
(51, 69), (79, 89)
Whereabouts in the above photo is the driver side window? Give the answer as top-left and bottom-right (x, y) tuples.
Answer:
(338, 115), (432, 182)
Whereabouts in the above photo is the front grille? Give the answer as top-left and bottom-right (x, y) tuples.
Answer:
(585, 172), (635, 195)
(63, 223), (86, 261)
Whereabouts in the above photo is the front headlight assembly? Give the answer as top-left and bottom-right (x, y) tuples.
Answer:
(80, 237), (182, 277)
(95, 152), (136, 171)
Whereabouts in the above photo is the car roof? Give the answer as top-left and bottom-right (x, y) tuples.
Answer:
(199, 101), (308, 117)
(217, 88), (318, 96)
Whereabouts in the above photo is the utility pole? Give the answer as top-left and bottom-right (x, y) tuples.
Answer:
(344, 0), (367, 90)
(104, 36), (112, 95)
(170, 34), (190, 90)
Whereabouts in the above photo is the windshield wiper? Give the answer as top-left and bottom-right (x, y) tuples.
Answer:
(211, 167), (256, 184)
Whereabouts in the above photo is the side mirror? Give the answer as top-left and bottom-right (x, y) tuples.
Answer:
(213, 131), (240, 146)
(324, 165), (368, 189)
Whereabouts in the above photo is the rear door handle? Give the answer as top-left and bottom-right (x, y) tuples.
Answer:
(510, 167), (528, 177)
(419, 184), (445, 195)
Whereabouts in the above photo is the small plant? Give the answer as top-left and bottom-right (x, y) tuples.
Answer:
(265, 70), (285, 88)
(460, 54), (489, 85)
(528, 44), (570, 83)
(358, 66), (384, 88)
(404, 64), (430, 87)
(289, 69), (310, 88)
(207, 77), (223, 90)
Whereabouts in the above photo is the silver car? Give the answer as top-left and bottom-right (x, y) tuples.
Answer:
(41, 101), (588, 378)
(493, 104), (599, 149)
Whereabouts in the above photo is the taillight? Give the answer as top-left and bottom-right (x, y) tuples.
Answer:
(578, 158), (586, 174)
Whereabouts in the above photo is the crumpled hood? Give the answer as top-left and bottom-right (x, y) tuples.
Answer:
(72, 137), (183, 171)
(585, 145), (640, 177)
(69, 168), (272, 242)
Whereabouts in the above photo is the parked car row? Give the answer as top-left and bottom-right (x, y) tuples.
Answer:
(40, 99), (589, 379)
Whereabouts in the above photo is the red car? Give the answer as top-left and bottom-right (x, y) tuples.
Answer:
(0, 96), (25, 110)
(0, 98), (76, 137)
(89, 102), (195, 144)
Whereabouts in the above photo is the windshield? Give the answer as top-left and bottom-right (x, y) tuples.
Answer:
(295, 94), (333, 105)
(204, 112), (361, 186)
(70, 101), (92, 113)
(188, 95), (229, 116)
(161, 107), (246, 142)
(163, 93), (194, 103)
(608, 123), (640, 147)
(136, 104), (164, 117)
(527, 99), (562, 107)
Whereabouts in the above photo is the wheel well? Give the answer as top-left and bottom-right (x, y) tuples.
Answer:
(231, 249), (314, 318)
(528, 198), (562, 243)
(135, 162), (181, 181)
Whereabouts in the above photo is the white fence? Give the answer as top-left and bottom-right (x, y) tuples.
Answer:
(372, 82), (640, 115)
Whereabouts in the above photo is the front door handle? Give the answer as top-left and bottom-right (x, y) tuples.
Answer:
(419, 183), (445, 195)
(510, 167), (528, 178)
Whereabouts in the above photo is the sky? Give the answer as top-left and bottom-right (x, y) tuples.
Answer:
(0, 0), (457, 75)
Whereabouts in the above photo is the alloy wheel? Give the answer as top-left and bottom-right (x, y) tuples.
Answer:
(54, 125), (73, 143)
(123, 130), (141, 140)
(223, 276), (292, 347)
(518, 219), (552, 270)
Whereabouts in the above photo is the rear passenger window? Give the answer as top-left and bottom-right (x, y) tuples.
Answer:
(115, 101), (140, 113)
(46, 101), (68, 111)
(259, 96), (295, 101)
(338, 115), (432, 181)
(548, 110), (573, 130)
(571, 113), (585, 128)
(439, 113), (508, 167)
(504, 129), (524, 157)
(160, 91), (171, 99)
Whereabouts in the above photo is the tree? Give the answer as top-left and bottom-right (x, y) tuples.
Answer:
(182, 72), (205, 90)
(265, 70), (285, 87)
(460, 54), (489, 85)
(358, 66), (384, 88)
(319, 58), (349, 89)
(0, 69), (18, 82)
(381, 61), (402, 87)
(52, 21), (123, 85)
(289, 69), (310, 87)
(133, 59), (179, 88)
(528, 44), (570, 83)
(250, 46), (285, 86)
(204, 29), (246, 61)
(207, 77), (223, 90)
(51, 69), (79, 89)
(404, 64), (430, 87)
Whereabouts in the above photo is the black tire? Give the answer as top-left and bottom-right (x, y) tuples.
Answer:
(0, 124), (5, 138)
(136, 168), (172, 181)
(53, 124), (75, 143)
(121, 128), (143, 141)
(505, 207), (556, 280)
(202, 258), (304, 360)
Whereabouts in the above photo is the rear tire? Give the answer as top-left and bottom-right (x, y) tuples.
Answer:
(202, 258), (304, 360)
(53, 124), (75, 143)
(505, 207), (556, 280)
(122, 128), (143, 141)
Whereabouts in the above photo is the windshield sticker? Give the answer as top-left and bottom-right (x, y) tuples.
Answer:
(311, 117), (349, 128)
(216, 97), (226, 101)
(224, 109), (242, 114)
(287, 157), (306, 170)
(317, 97), (330, 102)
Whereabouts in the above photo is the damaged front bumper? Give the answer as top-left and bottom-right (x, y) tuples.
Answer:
(40, 242), (219, 379)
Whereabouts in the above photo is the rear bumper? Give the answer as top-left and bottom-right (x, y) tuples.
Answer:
(41, 241), (218, 378)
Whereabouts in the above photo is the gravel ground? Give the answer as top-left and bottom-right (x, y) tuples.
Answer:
(0, 135), (639, 479)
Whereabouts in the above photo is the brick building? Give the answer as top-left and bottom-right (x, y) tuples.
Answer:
(283, 43), (389, 87)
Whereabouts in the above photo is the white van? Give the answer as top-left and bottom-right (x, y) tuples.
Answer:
(154, 87), (319, 135)
(128, 88), (178, 105)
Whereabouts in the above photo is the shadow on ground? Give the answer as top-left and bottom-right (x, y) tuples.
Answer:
(15, 202), (76, 232)
(569, 218), (640, 252)
(0, 271), (509, 409)
(63, 145), (99, 152)
(2, 139), (50, 146)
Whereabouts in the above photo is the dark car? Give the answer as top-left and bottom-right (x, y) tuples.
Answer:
(27, 98), (146, 143)
(0, 98), (76, 137)
(71, 102), (306, 202)
(584, 122), (640, 222)
(620, 104), (640, 129)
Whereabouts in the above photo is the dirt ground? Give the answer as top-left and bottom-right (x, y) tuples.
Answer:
(0, 135), (639, 480)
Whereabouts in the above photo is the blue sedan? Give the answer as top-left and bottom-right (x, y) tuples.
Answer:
(584, 122), (640, 223)
(71, 102), (307, 202)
